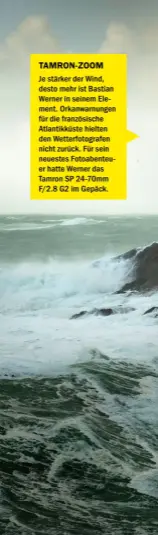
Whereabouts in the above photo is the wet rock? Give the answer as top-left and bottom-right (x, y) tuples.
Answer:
(143, 306), (158, 316)
(116, 248), (137, 262)
(116, 242), (158, 293)
(4, 373), (15, 378)
(71, 308), (113, 319)
(71, 310), (88, 319)
(70, 306), (135, 319)
(92, 308), (114, 317)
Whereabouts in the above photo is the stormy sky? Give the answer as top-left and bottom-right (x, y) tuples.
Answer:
(0, 0), (158, 214)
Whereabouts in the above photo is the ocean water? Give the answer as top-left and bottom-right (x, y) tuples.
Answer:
(0, 214), (158, 534)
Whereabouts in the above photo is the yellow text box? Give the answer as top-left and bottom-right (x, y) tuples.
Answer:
(30, 54), (137, 200)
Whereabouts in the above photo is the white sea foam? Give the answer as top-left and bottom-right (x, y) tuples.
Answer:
(0, 253), (158, 375)
(0, 223), (56, 232)
(0, 216), (105, 232)
(59, 217), (104, 226)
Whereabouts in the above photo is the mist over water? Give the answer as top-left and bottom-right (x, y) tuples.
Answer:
(0, 214), (158, 534)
